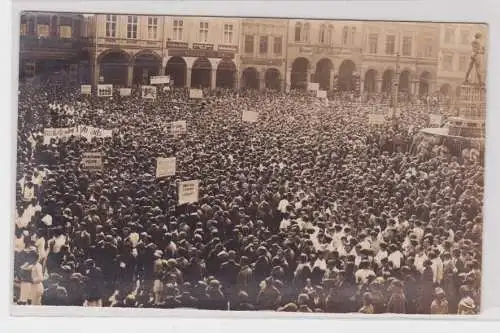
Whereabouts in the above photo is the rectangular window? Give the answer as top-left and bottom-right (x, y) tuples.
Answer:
(59, 25), (72, 39)
(342, 27), (349, 45)
(259, 35), (268, 54)
(127, 16), (138, 39)
(147, 17), (158, 40)
(244, 35), (254, 54)
(37, 24), (49, 38)
(105, 15), (117, 38)
(199, 21), (209, 42)
(368, 33), (378, 54)
(273, 36), (282, 55)
(319, 27), (326, 44)
(402, 36), (412, 56)
(424, 38), (433, 57)
(459, 55), (468, 71)
(351, 27), (357, 44)
(385, 35), (395, 55)
(173, 19), (183, 41)
(294, 24), (301, 42)
(223, 24), (233, 44)
(442, 54), (453, 71)
(461, 30), (470, 45)
(444, 28), (455, 44)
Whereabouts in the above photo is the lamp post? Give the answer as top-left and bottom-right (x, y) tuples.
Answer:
(391, 52), (400, 128)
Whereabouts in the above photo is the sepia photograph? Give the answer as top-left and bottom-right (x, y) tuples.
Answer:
(13, 9), (486, 316)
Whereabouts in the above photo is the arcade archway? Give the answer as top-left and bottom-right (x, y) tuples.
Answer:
(419, 71), (431, 96)
(364, 69), (377, 93)
(191, 57), (212, 88)
(382, 69), (394, 93)
(399, 70), (411, 93)
(165, 56), (187, 87)
(316, 58), (333, 90)
(98, 49), (130, 86)
(242, 67), (259, 90)
(265, 68), (281, 90)
(216, 59), (236, 88)
(133, 52), (161, 86)
(337, 59), (356, 91)
(291, 57), (310, 90)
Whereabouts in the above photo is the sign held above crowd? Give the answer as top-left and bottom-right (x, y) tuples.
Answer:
(316, 90), (327, 99)
(82, 152), (103, 172)
(178, 180), (200, 205)
(80, 85), (91, 95)
(170, 120), (187, 136)
(141, 85), (157, 100)
(189, 89), (203, 99)
(156, 157), (176, 178)
(150, 75), (170, 85)
(97, 84), (113, 97)
(242, 110), (259, 123)
(119, 88), (131, 96)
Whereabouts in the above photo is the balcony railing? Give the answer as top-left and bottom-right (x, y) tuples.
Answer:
(19, 36), (91, 52)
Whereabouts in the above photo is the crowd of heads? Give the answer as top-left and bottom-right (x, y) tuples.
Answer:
(14, 71), (483, 314)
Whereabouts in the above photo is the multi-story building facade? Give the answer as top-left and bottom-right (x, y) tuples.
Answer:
(86, 14), (240, 88)
(437, 23), (487, 98)
(239, 18), (287, 90)
(19, 11), (89, 80)
(163, 16), (241, 89)
(360, 21), (440, 96)
(18, 13), (486, 99)
(285, 19), (364, 91)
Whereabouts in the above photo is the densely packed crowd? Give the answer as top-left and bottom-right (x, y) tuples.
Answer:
(13, 72), (483, 315)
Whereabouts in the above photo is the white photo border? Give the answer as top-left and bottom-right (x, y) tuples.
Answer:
(2, 0), (500, 331)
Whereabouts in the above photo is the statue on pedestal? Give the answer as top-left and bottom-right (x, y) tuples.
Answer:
(464, 33), (485, 85)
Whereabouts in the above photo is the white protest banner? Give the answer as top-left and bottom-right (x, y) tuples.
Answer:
(368, 114), (386, 125)
(82, 152), (103, 172)
(97, 84), (113, 97)
(316, 90), (327, 98)
(150, 75), (170, 85)
(178, 180), (200, 205)
(156, 157), (176, 178)
(81, 85), (92, 95)
(141, 85), (157, 99)
(189, 88), (203, 99)
(308, 82), (319, 91)
(171, 120), (187, 136)
(119, 88), (131, 96)
(77, 125), (113, 141)
(242, 110), (259, 123)
(430, 114), (442, 126)
(43, 127), (77, 144)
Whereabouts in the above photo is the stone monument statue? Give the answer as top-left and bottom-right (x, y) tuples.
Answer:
(464, 33), (485, 85)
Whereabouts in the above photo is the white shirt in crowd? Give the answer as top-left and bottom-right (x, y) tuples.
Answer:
(374, 250), (388, 266)
(414, 252), (428, 273)
(355, 268), (376, 285)
(388, 250), (404, 269)
(432, 256), (444, 284)
(277, 199), (289, 214)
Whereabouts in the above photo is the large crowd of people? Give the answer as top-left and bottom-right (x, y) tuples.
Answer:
(13, 71), (483, 315)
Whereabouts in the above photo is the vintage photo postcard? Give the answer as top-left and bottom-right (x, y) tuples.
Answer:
(13, 10), (486, 315)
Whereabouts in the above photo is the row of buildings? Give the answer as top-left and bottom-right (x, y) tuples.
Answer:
(18, 12), (487, 98)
